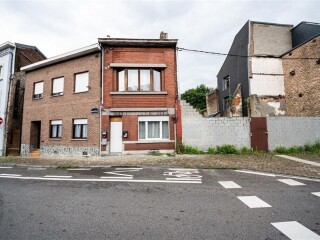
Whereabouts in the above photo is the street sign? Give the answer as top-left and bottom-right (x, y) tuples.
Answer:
(0, 117), (3, 125)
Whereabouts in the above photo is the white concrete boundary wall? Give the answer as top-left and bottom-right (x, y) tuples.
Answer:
(181, 100), (250, 151)
(267, 117), (320, 150)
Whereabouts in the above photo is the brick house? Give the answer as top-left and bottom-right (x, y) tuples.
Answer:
(216, 21), (320, 117)
(98, 37), (179, 155)
(0, 42), (46, 156)
(20, 44), (101, 157)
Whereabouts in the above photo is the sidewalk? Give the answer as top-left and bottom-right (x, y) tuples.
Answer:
(1, 153), (320, 179)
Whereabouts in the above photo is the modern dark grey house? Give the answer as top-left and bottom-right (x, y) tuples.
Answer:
(217, 21), (320, 117)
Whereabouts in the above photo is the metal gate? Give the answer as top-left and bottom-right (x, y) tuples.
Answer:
(250, 117), (268, 151)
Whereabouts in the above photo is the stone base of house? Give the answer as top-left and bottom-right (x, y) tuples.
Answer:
(21, 144), (99, 157)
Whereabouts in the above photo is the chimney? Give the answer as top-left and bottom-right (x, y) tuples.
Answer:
(160, 31), (168, 39)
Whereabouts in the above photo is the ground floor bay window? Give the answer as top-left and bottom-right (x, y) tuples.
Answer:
(138, 116), (169, 140)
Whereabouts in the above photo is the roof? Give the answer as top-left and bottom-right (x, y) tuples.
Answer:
(281, 32), (320, 57)
(98, 38), (178, 47)
(0, 41), (16, 52)
(21, 44), (100, 72)
(0, 42), (46, 59)
(291, 21), (320, 31)
(250, 20), (293, 28)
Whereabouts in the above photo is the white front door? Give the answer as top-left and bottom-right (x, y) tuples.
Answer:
(110, 120), (122, 153)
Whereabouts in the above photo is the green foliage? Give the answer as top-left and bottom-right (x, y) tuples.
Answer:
(184, 146), (205, 154)
(240, 146), (252, 154)
(275, 141), (320, 154)
(275, 146), (289, 154)
(216, 144), (238, 155)
(207, 147), (215, 154)
(181, 84), (214, 113)
(176, 141), (185, 154)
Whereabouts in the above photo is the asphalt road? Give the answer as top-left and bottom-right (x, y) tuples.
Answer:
(0, 166), (319, 240)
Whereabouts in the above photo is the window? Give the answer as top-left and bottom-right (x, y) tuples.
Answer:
(50, 120), (62, 138)
(223, 75), (230, 91)
(117, 69), (161, 92)
(73, 119), (88, 139)
(33, 81), (43, 99)
(0, 66), (3, 80)
(52, 77), (64, 96)
(75, 72), (89, 93)
(138, 116), (169, 140)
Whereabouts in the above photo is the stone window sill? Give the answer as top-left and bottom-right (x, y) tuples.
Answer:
(71, 139), (87, 141)
(110, 91), (167, 95)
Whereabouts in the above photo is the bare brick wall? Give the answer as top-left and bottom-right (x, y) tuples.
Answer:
(21, 53), (101, 154)
(282, 35), (320, 116)
(206, 90), (219, 115)
(14, 47), (46, 72)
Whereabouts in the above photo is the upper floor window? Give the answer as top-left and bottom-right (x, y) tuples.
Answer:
(117, 69), (161, 92)
(75, 72), (89, 93)
(73, 119), (88, 139)
(33, 81), (43, 99)
(50, 120), (62, 138)
(52, 77), (64, 96)
(223, 75), (230, 91)
(0, 66), (3, 80)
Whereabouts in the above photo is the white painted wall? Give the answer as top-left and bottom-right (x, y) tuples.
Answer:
(0, 48), (15, 156)
(250, 58), (285, 96)
(267, 117), (320, 150)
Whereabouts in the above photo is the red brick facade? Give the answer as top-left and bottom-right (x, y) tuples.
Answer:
(21, 49), (101, 156)
(99, 39), (178, 154)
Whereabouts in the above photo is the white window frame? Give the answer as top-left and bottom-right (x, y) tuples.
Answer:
(74, 72), (89, 93)
(33, 81), (44, 99)
(73, 118), (88, 139)
(52, 77), (64, 96)
(138, 116), (169, 140)
(50, 120), (62, 138)
(0, 66), (3, 80)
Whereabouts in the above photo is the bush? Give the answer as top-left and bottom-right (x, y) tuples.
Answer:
(216, 144), (238, 154)
(275, 146), (288, 154)
(176, 141), (185, 154)
(240, 146), (252, 154)
(207, 147), (215, 154)
(287, 146), (304, 154)
(184, 146), (205, 154)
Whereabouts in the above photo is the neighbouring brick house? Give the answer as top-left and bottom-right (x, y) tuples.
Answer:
(0, 42), (46, 156)
(282, 34), (320, 116)
(20, 44), (101, 157)
(216, 21), (320, 117)
(98, 36), (179, 155)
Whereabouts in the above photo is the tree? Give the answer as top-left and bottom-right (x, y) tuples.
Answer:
(181, 84), (213, 113)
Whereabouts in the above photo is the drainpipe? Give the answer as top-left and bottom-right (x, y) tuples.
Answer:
(2, 47), (15, 156)
(99, 44), (104, 156)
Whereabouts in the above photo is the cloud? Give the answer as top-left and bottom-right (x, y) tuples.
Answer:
(1, 0), (319, 93)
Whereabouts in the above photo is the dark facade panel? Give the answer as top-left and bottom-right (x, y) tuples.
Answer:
(217, 21), (250, 116)
(291, 22), (320, 48)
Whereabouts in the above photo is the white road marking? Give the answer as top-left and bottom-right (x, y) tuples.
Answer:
(311, 192), (320, 197)
(103, 172), (134, 177)
(27, 167), (47, 170)
(0, 175), (201, 183)
(114, 168), (143, 170)
(164, 168), (202, 183)
(235, 170), (276, 177)
(168, 168), (198, 171)
(277, 179), (305, 186)
(276, 155), (320, 167)
(0, 173), (21, 177)
(101, 176), (133, 179)
(271, 221), (320, 240)
(218, 181), (242, 189)
(0, 166), (13, 169)
(43, 175), (73, 178)
(237, 196), (272, 208)
(165, 178), (201, 182)
(67, 168), (91, 171)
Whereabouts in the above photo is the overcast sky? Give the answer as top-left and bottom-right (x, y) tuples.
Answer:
(1, 0), (319, 93)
